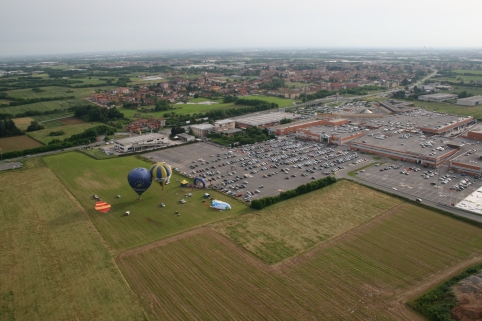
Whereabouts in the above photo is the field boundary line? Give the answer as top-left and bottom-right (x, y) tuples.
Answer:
(271, 203), (406, 270)
(118, 203), (408, 273)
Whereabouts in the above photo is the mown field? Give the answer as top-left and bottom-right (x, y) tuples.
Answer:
(214, 180), (402, 263)
(44, 152), (251, 251)
(0, 135), (44, 153)
(241, 95), (295, 107)
(26, 122), (106, 144)
(0, 99), (92, 116)
(118, 199), (482, 320)
(0, 159), (146, 321)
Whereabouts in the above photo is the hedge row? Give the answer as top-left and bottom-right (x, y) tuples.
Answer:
(250, 176), (337, 209)
(408, 263), (482, 321)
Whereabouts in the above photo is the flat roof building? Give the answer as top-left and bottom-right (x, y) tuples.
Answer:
(418, 93), (457, 102)
(457, 95), (482, 106)
(350, 133), (459, 167)
(114, 133), (167, 153)
(236, 112), (295, 129)
(190, 124), (214, 137)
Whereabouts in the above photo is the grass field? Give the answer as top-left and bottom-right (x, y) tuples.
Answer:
(214, 180), (402, 263)
(241, 95), (296, 107)
(26, 122), (106, 144)
(0, 135), (44, 153)
(118, 199), (482, 320)
(12, 117), (35, 130)
(43, 152), (251, 251)
(1, 86), (115, 115)
(0, 160), (146, 320)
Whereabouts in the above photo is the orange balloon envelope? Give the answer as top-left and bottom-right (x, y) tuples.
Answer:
(95, 201), (111, 213)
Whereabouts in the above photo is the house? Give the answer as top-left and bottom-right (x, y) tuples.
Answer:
(125, 118), (165, 133)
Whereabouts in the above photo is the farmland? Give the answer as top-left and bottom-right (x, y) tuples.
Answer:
(0, 159), (146, 320)
(214, 180), (402, 263)
(26, 122), (106, 145)
(43, 152), (251, 251)
(118, 199), (482, 320)
(0, 135), (44, 153)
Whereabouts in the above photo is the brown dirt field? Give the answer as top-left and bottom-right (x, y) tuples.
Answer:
(117, 203), (482, 320)
(60, 117), (85, 125)
(12, 117), (34, 129)
(0, 135), (44, 153)
(452, 272), (482, 321)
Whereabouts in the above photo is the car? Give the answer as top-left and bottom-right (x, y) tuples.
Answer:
(430, 182), (437, 185)
(416, 198), (422, 202)
(285, 177), (290, 180)
(392, 187), (397, 190)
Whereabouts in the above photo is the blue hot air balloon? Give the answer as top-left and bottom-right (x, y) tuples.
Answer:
(149, 162), (172, 190)
(127, 167), (152, 199)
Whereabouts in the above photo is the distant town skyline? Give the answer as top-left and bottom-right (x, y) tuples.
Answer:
(1, 0), (482, 57)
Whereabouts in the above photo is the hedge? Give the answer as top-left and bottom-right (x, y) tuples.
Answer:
(250, 176), (337, 209)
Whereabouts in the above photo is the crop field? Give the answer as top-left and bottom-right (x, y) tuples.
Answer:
(26, 122), (107, 144)
(0, 135), (44, 152)
(118, 199), (482, 320)
(409, 99), (482, 119)
(0, 99), (93, 116)
(214, 180), (402, 263)
(43, 152), (251, 251)
(31, 112), (74, 122)
(60, 117), (86, 125)
(0, 161), (145, 320)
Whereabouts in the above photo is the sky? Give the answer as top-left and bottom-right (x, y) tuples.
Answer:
(1, 0), (482, 56)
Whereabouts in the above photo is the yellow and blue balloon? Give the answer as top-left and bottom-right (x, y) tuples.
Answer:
(149, 162), (172, 190)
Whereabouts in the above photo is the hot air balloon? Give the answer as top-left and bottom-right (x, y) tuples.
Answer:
(127, 167), (152, 199)
(95, 201), (111, 213)
(149, 162), (172, 190)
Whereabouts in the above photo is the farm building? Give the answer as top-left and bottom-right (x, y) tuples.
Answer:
(457, 96), (482, 106)
(114, 133), (167, 153)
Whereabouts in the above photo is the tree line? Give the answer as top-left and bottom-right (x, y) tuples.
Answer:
(2, 125), (115, 159)
(208, 127), (274, 146)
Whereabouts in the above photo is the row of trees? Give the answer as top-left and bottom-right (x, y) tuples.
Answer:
(250, 176), (337, 209)
(74, 105), (124, 123)
(3, 125), (115, 159)
(0, 95), (75, 107)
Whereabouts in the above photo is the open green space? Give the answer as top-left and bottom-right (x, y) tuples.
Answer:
(0, 99), (92, 116)
(119, 197), (482, 320)
(43, 152), (251, 251)
(214, 180), (402, 263)
(0, 135), (44, 153)
(0, 161), (146, 320)
(240, 95), (295, 107)
(26, 122), (107, 145)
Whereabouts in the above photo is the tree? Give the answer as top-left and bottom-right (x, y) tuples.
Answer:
(155, 100), (172, 111)
(280, 118), (293, 125)
(26, 120), (45, 132)
(171, 127), (185, 135)
(401, 78), (410, 86)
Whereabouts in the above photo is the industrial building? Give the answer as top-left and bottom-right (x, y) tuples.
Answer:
(190, 124), (214, 137)
(114, 133), (167, 153)
(235, 112), (296, 129)
(213, 119), (235, 132)
(350, 133), (459, 167)
(456, 95), (482, 106)
(418, 93), (458, 102)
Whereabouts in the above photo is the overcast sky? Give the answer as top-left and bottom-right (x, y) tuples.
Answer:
(1, 0), (482, 56)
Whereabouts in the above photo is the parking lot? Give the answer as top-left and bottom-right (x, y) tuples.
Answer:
(144, 139), (482, 220)
(144, 139), (357, 202)
(353, 160), (482, 206)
